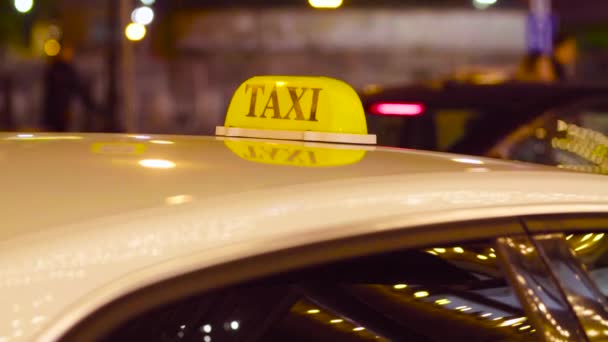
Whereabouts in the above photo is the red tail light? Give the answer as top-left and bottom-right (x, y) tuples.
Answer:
(369, 102), (425, 116)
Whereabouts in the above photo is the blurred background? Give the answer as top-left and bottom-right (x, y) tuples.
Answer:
(1, 0), (608, 136)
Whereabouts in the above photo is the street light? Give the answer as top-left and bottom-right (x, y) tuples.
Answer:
(472, 0), (497, 10)
(131, 6), (154, 26)
(14, 0), (33, 13)
(309, 0), (343, 9)
(125, 22), (147, 41)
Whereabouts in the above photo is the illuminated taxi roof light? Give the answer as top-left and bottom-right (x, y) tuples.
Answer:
(216, 76), (376, 145)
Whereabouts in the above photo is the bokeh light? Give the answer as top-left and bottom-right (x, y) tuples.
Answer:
(43, 40), (61, 57)
(131, 6), (155, 25)
(125, 23), (147, 41)
(14, 0), (33, 13)
(309, 0), (343, 9)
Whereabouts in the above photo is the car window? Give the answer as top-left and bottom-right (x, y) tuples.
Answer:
(368, 110), (480, 151)
(489, 98), (608, 170)
(101, 240), (541, 342)
(533, 232), (608, 341)
(563, 232), (608, 297)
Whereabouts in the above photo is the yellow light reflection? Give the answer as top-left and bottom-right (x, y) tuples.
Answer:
(435, 298), (450, 305)
(588, 329), (599, 337)
(489, 253), (497, 258)
(330, 319), (343, 324)
(481, 313), (492, 317)
(306, 309), (320, 314)
(477, 254), (488, 260)
(129, 135), (151, 140)
(575, 243), (590, 252)
(433, 248), (446, 253)
(138, 159), (176, 169)
(566, 234), (574, 240)
(393, 284), (407, 290)
(426, 250), (438, 255)
(499, 317), (526, 327)
(451, 157), (484, 165)
(594, 233), (604, 242)
(535, 128), (547, 140)
(353, 327), (365, 331)
(150, 140), (175, 145)
(414, 291), (429, 298)
(165, 195), (193, 206)
(519, 325), (531, 331)
(453, 247), (464, 253)
(581, 233), (594, 242)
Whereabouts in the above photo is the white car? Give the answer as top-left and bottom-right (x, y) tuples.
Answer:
(3, 76), (608, 342)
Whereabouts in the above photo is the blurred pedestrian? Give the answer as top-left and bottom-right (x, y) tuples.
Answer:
(515, 51), (556, 82)
(42, 43), (95, 132)
(552, 32), (578, 81)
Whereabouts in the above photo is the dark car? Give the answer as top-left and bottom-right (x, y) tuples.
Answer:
(361, 81), (608, 168)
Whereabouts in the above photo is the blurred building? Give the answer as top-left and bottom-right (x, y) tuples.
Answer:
(2, 0), (608, 134)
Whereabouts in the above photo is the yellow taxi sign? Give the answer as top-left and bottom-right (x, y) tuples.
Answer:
(223, 138), (367, 168)
(216, 76), (376, 145)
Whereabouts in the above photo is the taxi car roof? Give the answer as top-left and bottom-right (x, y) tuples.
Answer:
(2, 132), (558, 241)
(3, 131), (608, 242)
(4, 132), (608, 341)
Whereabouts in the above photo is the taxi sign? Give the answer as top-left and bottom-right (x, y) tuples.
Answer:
(223, 138), (368, 168)
(552, 120), (608, 173)
(216, 76), (377, 145)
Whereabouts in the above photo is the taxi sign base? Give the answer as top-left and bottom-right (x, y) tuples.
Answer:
(216, 126), (377, 145)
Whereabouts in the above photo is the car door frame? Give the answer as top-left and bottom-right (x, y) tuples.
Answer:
(44, 215), (587, 342)
(42, 217), (522, 341)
